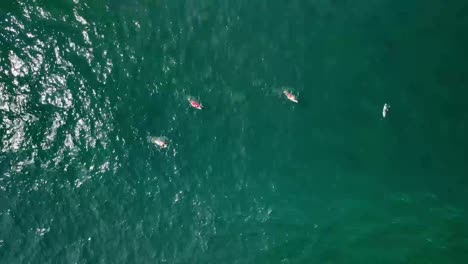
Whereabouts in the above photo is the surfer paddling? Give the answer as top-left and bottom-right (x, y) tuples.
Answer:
(188, 98), (202, 109)
(382, 103), (390, 118)
(283, 90), (298, 103)
(150, 137), (168, 148)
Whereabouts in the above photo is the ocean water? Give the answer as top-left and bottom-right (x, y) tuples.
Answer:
(1, 0), (468, 263)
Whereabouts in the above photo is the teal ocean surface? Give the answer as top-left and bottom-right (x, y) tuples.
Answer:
(1, 0), (468, 263)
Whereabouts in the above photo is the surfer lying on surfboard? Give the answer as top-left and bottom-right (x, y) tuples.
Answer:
(382, 103), (389, 118)
(150, 137), (168, 148)
(283, 90), (298, 103)
(188, 97), (202, 109)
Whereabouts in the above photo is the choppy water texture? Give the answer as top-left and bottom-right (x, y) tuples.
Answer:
(1, 0), (468, 263)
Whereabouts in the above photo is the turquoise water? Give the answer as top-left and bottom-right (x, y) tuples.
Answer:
(1, 0), (468, 263)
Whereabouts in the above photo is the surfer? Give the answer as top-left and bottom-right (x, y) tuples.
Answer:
(150, 137), (168, 148)
(283, 90), (298, 103)
(188, 98), (202, 109)
(382, 103), (390, 118)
